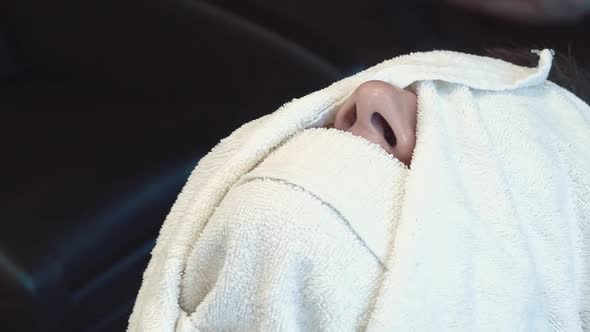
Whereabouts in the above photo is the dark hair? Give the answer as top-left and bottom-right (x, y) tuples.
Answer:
(479, 43), (590, 105)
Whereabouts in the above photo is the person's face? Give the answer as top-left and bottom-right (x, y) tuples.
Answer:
(325, 80), (418, 167)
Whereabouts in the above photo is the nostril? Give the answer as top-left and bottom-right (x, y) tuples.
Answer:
(372, 113), (397, 147)
(384, 124), (397, 147)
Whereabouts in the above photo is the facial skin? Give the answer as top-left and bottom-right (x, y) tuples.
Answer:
(325, 80), (418, 168)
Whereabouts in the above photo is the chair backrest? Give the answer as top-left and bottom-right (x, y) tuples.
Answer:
(1, 1), (346, 331)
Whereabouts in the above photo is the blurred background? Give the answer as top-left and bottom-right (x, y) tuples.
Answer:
(1, 0), (589, 330)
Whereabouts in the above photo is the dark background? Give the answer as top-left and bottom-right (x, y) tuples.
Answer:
(1, 0), (589, 331)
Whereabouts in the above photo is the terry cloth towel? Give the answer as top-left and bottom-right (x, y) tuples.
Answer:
(127, 48), (590, 331)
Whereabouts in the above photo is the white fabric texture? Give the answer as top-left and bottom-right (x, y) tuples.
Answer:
(127, 48), (590, 331)
(176, 127), (408, 331)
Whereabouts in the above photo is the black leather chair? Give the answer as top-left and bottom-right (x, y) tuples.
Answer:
(0, 0), (347, 330)
(2, 154), (201, 331)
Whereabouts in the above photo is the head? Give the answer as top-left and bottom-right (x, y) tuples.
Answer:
(324, 44), (590, 168)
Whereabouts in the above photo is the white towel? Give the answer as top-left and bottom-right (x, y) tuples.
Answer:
(127, 48), (590, 331)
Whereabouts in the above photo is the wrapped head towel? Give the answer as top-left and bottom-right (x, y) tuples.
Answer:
(128, 48), (590, 331)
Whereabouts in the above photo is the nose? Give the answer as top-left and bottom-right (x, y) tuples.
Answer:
(332, 80), (418, 167)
